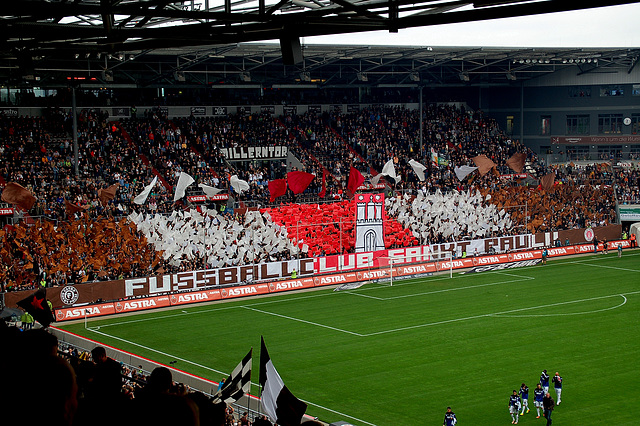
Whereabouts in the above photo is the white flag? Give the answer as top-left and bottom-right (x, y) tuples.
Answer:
(198, 183), (223, 197)
(454, 165), (478, 181)
(133, 176), (158, 205)
(173, 172), (195, 201)
(408, 159), (427, 181)
(381, 159), (401, 184)
(230, 175), (250, 195)
(372, 159), (401, 185)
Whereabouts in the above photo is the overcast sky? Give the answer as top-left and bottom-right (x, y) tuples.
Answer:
(302, 3), (640, 48)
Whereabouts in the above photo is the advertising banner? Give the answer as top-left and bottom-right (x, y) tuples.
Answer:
(114, 296), (171, 313)
(619, 205), (640, 221)
(169, 289), (222, 305)
(187, 194), (229, 202)
(55, 303), (117, 321)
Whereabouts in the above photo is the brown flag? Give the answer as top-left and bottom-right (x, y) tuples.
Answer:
(1, 182), (36, 211)
(471, 155), (497, 177)
(506, 153), (527, 173)
(540, 172), (555, 191)
(64, 199), (85, 216)
(98, 183), (119, 206)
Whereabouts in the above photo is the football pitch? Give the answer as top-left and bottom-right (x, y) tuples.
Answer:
(57, 252), (640, 425)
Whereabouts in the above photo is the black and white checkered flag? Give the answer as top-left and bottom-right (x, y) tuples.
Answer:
(212, 348), (252, 405)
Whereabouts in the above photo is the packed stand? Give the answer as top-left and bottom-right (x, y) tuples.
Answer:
(0, 323), (274, 426)
(0, 106), (629, 292)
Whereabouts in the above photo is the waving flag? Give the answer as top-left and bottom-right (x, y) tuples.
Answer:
(259, 336), (307, 426)
(198, 183), (223, 197)
(212, 348), (252, 405)
(430, 148), (439, 167)
(454, 165), (478, 181)
(173, 172), (195, 202)
(17, 289), (55, 328)
(319, 169), (328, 198)
(408, 159), (427, 181)
(133, 176), (157, 205)
(1, 182), (36, 211)
(540, 172), (556, 191)
(98, 183), (119, 206)
(506, 153), (527, 173)
(230, 175), (250, 195)
(286, 171), (315, 195)
(268, 179), (287, 202)
(472, 155), (497, 177)
(347, 167), (365, 196)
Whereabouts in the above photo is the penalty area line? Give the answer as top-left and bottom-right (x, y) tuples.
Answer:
(363, 291), (640, 337)
(242, 306), (364, 337)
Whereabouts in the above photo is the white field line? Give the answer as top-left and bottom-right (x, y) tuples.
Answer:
(362, 291), (640, 337)
(342, 292), (385, 300)
(493, 295), (627, 317)
(566, 260), (640, 273)
(86, 327), (377, 426)
(381, 277), (535, 301)
(81, 253), (639, 426)
(241, 306), (365, 336)
(86, 326), (229, 376)
(91, 252), (637, 329)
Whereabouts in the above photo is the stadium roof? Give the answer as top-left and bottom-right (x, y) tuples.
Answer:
(1, 1), (639, 88)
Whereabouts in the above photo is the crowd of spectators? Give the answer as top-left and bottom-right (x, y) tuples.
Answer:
(0, 103), (636, 291)
(1, 323), (273, 426)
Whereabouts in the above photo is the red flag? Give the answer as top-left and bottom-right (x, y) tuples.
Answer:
(1, 182), (36, 211)
(472, 155), (497, 177)
(506, 153), (527, 173)
(540, 172), (555, 191)
(17, 289), (55, 328)
(347, 167), (365, 196)
(97, 183), (119, 206)
(286, 171), (315, 195)
(268, 179), (287, 202)
(319, 169), (328, 198)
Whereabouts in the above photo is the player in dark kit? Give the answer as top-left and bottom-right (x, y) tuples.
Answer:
(443, 406), (457, 426)
(533, 383), (545, 418)
(519, 383), (530, 416)
(509, 390), (521, 424)
(540, 369), (550, 393)
(552, 372), (562, 405)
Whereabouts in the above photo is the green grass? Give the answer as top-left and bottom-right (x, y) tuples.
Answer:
(57, 252), (640, 425)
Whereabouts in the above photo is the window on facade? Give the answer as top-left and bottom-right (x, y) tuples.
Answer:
(597, 145), (622, 160)
(566, 146), (590, 161)
(566, 115), (589, 135)
(568, 87), (591, 97)
(600, 86), (624, 96)
(598, 114), (623, 134)
(540, 115), (551, 136)
(631, 114), (640, 135)
(506, 116), (514, 134)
